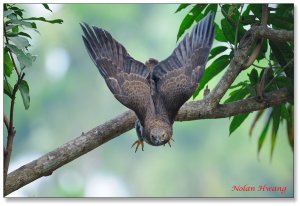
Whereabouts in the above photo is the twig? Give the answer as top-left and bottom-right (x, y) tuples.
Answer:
(245, 4), (269, 68)
(3, 114), (10, 131)
(252, 63), (268, 69)
(234, 4), (244, 50)
(220, 4), (237, 27)
(3, 67), (25, 190)
(264, 59), (294, 90)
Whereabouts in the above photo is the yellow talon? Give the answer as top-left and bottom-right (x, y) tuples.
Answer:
(131, 140), (144, 153)
(166, 137), (175, 148)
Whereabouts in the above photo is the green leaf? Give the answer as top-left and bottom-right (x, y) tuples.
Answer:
(14, 10), (23, 18)
(175, 4), (190, 13)
(4, 79), (13, 98)
(23, 17), (64, 24)
(18, 54), (33, 68)
(221, 19), (235, 44)
(190, 4), (207, 22)
(194, 12), (204, 22)
(275, 76), (293, 92)
(276, 4), (294, 15)
(203, 4), (218, 16)
(215, 23), (226, 42)
(249, 110), (265, 136)
(31, 22), (37, 29)
(280, 104), (290, 121)
(19, 80), (30, 110)
(177, 14), (194, 41)
(10, 6), (24, 12)
(7, 32), (18, 37)
(18, 32), (32, 39)
(190, 4), (207, 17)
(222, 4), (240, 22)
(228, 4), (241, 16)
(249, 4), (262, 19)
(4, 10), (14, 17)
(245, 84), (256, 97)
(269, 13), (293, 30)
(229, 113), (250, 135)
(229, 80), (249, 89)
(9, 6), (24, 18)
(12, 25), (19, 33)
(270, 106), (281, 160)
(6, 44), (33, 68)
(256, 39), (268, 61)
(6, 43), (22, 55)
(241, 15), (258, 25)
(193, 55), (231, 98)
(208, 46), (228, 60)
(7, 20), (32, 28)
(248, 68), (258, 85)
(7, 13), (18, 20)
(4, 48), (14, 77)
(224, 86), (250, 104)
(269, 41), (294, 79)
(258, 113), (272, 155)
(9, 36), (30, 49)
(42, 4), (53, 12)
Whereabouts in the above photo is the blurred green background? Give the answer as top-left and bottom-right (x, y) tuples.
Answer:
(4, 4), (293, 197)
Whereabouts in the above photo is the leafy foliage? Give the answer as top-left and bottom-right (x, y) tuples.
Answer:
(176, 4), (294, 159)
(4, 4), (63, 109)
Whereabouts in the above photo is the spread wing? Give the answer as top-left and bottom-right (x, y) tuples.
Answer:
(81, 23), (152, 123)
(152, 12), (215, 122)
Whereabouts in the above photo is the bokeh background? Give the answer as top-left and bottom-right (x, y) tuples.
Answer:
(3, 4), (293, 197)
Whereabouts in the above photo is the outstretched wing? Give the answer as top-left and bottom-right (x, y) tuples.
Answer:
(152, 12), (215, 122)
(81, 23), (152, 124)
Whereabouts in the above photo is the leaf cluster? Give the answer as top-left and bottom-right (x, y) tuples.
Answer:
(175, 4), (294, 158)
(4, 3), (63, 109)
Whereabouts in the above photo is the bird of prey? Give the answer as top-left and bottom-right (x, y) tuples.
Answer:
(81, 12), (215, 152)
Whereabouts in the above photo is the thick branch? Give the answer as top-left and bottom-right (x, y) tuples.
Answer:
(254, 26), (293, 42)
(176, 88), (291, 120)
(4, 88), (291, 196)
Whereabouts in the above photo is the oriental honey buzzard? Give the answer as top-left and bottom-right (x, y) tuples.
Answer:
(81, 12), (215, 152)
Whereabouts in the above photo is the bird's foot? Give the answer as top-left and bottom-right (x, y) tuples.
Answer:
(164, 137), (175, 147)
(131, 140), (144, 153)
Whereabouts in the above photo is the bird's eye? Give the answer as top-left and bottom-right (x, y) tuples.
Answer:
(162, 133), (166, 138)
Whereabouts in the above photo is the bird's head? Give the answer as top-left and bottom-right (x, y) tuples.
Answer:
(145, 58), (159, 70)
(144, 120), (172, 146)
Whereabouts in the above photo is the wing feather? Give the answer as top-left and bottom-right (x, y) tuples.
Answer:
(81, 23), (152, 123)
(152, 12), (215, 122)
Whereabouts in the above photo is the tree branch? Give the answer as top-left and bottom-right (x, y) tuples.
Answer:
(254, 26), (293, 42)
(3, 73), (25, 190)
(4, 88), (292, 196)
(176, 88), (291, 120)
(4, 23), (293, 196)
(3, 114), (9, 131)
(245, 4), (268, 68)
(220, 4), (237, 27)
